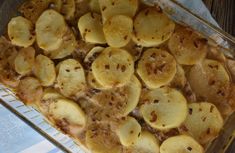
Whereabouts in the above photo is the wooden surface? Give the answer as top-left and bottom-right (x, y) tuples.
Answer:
(203, 0), (235, 36)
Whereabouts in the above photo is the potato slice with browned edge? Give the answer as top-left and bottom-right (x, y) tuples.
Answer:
(188, 59), (232, 117)
(129, 131), (160, 153)
(140, 87), (187, 130)
(36, 9), (67, 51)
(48, 98), (86, 134)
(87, 71), (108, 90)
(84, 46), (104, 65)
(17, 77), (43, 106)
(92, 47), (134, 88)
(86, 123), (122, 153)
(14, 47), (35, 75)
(168, 27), (208, 65)
(48, 29), (77, 59)
(133, 8), (175, 47)
(34, 55), (56, 86)
(56, 59), (86, 98)
(179, 102), (223, 145)
(19, 0), (62, 23)
(160, 135), (204, 153)
(137, 48), (176, 89)
(78, 12), (106, 44)
(8, 16), (35, 47)
(99, 0), (138, 22)
(116, 116), (141, 147)
(103, 15), (133, 47)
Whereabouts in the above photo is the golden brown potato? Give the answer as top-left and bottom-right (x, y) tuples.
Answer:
(179, 102), (223, 145)
(168, 27), (208, 65)
(14, 47), (35, 75)
(33, 54), (56, 86)
(17, 77), (43, 106)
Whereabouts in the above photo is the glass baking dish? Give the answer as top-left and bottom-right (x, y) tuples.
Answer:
(0, 0), (235, 153)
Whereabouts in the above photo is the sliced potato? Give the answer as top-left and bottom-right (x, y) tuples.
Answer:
(48, 29), (77, 59)
(140, 87), (188, 130)
(61, 0), (75, 20)
(48, 98), (86, 128)
(92, 47), (134, 88)
(14, 47), (35, 75)
(87, 75), (141, 117)
(84, 46), (104, 65)
(78, 12), (106, 44)
(133, 8), (175, 47)
(116, 116), (141, 147)
(36, 9), (67, 51)
(99, 0), (138, 22)
(17, 77), (43, 106)
(56, 59), (86, 98)
(179, 102), (223, 145)
(188, 59), (232, 117)
(103, 15), (133, 47)
(170, 64), (187, 89)
(137, 48), (176, 89)
(122, 75), (141, 116)
(129, 131), (160, 153)
(89, 0), (101, 13)
(87, 71), (107, 90)
(19, 0), (62, 23)
(86, 123), (122, 153)
(168, 27), (208, 65)
(8, 16), (35, 47)
(34, 55), (56, 86)
(160, 135), (204, 153)
(42, 88), (63, 101)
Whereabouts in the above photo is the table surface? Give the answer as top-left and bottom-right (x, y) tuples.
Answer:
(203, 0), (235, 36)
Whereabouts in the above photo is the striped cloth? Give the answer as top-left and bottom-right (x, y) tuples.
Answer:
(0, 0), (218, 153)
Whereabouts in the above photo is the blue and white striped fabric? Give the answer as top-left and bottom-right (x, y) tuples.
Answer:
(0, 0), (218, 153)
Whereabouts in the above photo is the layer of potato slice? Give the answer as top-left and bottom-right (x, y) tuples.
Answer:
(48, 98), (86, 130)
(14, 47), (35, 75)
(48, 29), (77, 59)
(168, 26), (208, 65)
(86, 123), (122, 153)
(78, 12), (106, 44)
(137, 48), (176, 89)
(99, 0), (138, 22)
(129, 131), (160, 153)
(36, 9), (67, 51)
(116, 116), (141, 147)
(179, 102), (223, 145)
(87, 71), (108, 90)
(140, 87), (188, 130)
(160, 135), (204, 153)
(17, 77), (43, 106)
(33, 54), (56, 86)
(133, 8), (175, 47)
(56, 59), (86, 98)
(92, 47), (134, 88)
(103, 15), (133, 47)
(8, 16), (35, 47)
(84, 46), (104, 65)
(188, 59), (232, 117)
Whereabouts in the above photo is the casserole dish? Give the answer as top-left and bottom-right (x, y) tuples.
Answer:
(0, 0), (234, 153)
